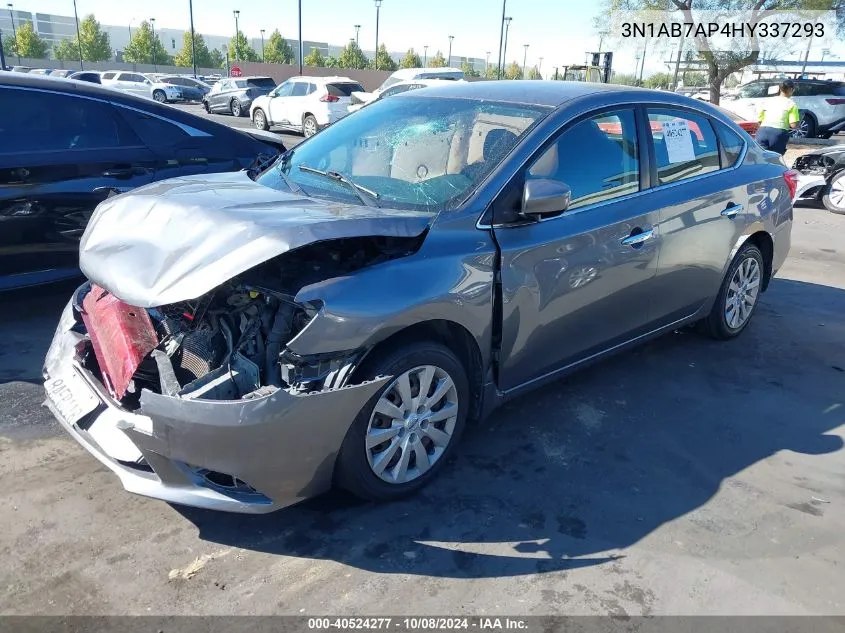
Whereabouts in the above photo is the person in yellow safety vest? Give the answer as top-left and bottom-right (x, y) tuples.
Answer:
(755, 79), (800, 155)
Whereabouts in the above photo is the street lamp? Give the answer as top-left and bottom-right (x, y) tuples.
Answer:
(373, 0), (382, 70)
(150, 17), (157, 72)
(522, 43), (529, 79)
(260, 28), (265, 63)
(447, 35), (454, 67)
(538, 56), (543, 76)
(354, 24), (360, 47)
(297, 0), (302, 74)
(186, 1), (198, 77)
(423, 45), (428, 67)
(72, 0), (83, 69)
(638, 40), (647, 83)
(485, 51), (490, 75)
(233, 10), (240, 62)
(502, 17), (512, 76)
(7, 3), (20, 65)
(496, 0), (506, 79)
(128, 17), (135, 40)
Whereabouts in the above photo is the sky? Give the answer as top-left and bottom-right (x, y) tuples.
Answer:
(8, 0), (845, 77)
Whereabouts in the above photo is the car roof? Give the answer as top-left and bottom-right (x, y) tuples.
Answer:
(401, 79), (642, 107)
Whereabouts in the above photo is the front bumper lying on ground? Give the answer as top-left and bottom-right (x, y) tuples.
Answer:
(43, 297), (389, 514)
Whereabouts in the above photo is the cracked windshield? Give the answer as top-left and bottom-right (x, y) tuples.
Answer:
(258, 97), (548, 211)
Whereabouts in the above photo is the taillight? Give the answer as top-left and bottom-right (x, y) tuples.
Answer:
(783, 169), (798, 199)
(320, 94), (340, 102)
(825, 98), (845, 105)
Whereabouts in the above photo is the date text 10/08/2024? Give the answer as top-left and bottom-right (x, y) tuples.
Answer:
(307, 617), (529, 630)
(621, 21), (824, 39)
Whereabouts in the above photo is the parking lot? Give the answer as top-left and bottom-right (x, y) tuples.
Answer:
(1, 198), (843, 615)
(169, 102), (305, 149)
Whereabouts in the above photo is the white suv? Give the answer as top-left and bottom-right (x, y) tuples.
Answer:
(723, 79), (845, 139)
(99, 71), (154, 99)
(250, 76), (364, 137)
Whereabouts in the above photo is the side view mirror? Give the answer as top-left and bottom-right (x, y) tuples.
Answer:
(522, 178), (572, 219)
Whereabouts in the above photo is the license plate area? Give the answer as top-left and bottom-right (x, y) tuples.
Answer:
(46, 370), (100, 426)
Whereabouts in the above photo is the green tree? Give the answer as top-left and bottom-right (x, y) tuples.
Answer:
(173, 31), (213, 68)
(460, 60), (480, 77)
(644, 71), (672, 89)
(400, 48), (423, 69)
(325, 55), (341, 68)
(6, 21), (50, 59)
(527, 65), (542, 80)
(597, 0), (844, 105)
(337, 40), (369, 69)
(504, 61), (522, 80)
(372, 44), (397, 71)
(684, 72), (707, 87)
(428, 50), (447, 67)
(264, 29), (294, 64)
(610, 73), (640, 86)
(484, 64), (500, 79)
(53, 14), (112, 62)
(227, 31), (259, 63)
(123, 20), (172, 65)
(209, 48), (225, 68)
(304, 47), (325, 67)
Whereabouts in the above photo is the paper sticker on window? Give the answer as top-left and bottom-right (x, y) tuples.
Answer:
(662, 120), (696, 164)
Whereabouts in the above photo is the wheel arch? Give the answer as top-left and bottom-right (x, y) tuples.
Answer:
(351, 319), (485, 423)
(744, 230), (774, 291)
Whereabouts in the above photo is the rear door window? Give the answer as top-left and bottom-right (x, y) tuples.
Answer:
(646, 109), (720, 185)
(246, 77), (277, 90)
(101, 72), (116, 80)
(117, 109), (189, 147)
(327, 83), (365, 97)
(291, 82), (309, 97)
(715, 123), (745, 168)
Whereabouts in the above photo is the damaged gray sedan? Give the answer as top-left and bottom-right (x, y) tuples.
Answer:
(44, 81), (793, 513)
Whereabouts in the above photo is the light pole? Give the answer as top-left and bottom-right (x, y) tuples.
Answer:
(373, 0), (382, 70)
(522, 43), (528, 79)
(260, 28), (265, 63)
(188, 1), (197, 76)
(72, 0), (83, 69)
(7, 4), (19, 65)
(502, 16), (512, 76)
(128, 18), (135, 40)
(538, 56), (543, 76)
(447, 35), (454, 67)
(496, 0), (506, 79)
(297, 0), (303, 73)
(423, 45), (428, 66)
(821, 47), (830, 62)
(232, 10), (240, 62)
(150, 17), (157, 72)
(485, 51), (490, 75)
(354, 24), (360, 47)
(638, 40), (647, 84)
(0, 30), (5, 70)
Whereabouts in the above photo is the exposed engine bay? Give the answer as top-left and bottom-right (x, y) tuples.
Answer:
(77, 235), (423, 409)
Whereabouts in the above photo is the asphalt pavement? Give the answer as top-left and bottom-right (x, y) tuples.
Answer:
(170, 102), (304, 149)
(1, 205), (844, 616)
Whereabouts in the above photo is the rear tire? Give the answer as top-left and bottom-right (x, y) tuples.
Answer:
(302, 114), (318, 137)
(152, 90), (167, 103)
(699, 243), (765, 340)
(791, 113), (817, 139)
(335, 342), (469, 503)
(230, 99), (243, 117)
(253, 108), (269, 130)
(822, 170), (845, 215)
(203, 100), (211, 113)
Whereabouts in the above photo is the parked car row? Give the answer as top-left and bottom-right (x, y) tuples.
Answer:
(0, 73), (285, 290)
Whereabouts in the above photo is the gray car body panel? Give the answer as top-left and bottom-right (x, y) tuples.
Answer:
(44, 83), (792, 512)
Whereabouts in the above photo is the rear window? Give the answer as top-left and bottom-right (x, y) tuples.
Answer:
(246, 78), (277, 89)
(327, 82), (365, 97)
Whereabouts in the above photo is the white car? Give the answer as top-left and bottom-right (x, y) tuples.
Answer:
(350, 66), (465, 108)
(99, 71), (154, 99)
(250, 76), (364, 137)
(347, 78), (465, 114)
(723, 78), (845, 139)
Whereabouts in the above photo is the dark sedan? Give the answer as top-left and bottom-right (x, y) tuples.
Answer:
(0, 73), (285, 290)
(203, 76), (276, 117)
(43, 81), (793, 513)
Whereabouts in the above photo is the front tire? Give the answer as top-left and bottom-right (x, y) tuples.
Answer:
(203, 100), (211, 113)
(822, 170), (845, 215)
(302, 114), (318, 137)
(699, 243), (765, 340)
(791, 113), (816, 139)
(253, 108), (269, 130)
(230, 98), (243, 117)
(335, 342), (469, 502)
(152, 90), (167, 103)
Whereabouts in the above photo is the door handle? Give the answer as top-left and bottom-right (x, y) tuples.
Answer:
(621, 229), (654, 246)
(721, 203), (744, 218)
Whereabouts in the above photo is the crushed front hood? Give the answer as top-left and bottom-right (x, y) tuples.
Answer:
(80, 171), (432, 307)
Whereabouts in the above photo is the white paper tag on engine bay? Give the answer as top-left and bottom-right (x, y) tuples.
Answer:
(662, 120), (696, 164)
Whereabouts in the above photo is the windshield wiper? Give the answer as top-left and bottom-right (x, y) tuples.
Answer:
(298, 165), (380, 208)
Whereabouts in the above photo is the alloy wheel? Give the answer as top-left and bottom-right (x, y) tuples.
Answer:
(827, 173), (845, 211)
(724, 256), (761, 329)
(254, 110), (266, 130)
(303, 117), (317, 137)
(231, 100), (242, 117)
(365, 365), (459, 485)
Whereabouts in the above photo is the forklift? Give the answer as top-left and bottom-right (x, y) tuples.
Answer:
(555, 52), (613, 83)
